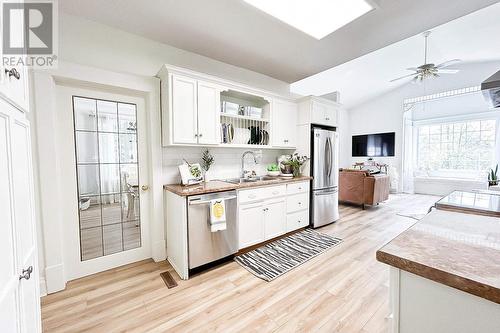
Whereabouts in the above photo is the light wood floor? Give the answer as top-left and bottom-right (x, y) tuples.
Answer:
(41, 194), (439, 333)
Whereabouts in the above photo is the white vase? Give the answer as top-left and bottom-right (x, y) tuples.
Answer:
(204, 170), (211, 182)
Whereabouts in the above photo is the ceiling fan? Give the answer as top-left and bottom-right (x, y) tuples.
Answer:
(390, 31), (461, 82)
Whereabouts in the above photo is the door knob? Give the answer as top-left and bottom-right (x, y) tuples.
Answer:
(5, 68), (20, 80)
(19, 266), (33, 281)
(141, 185), (149, 191)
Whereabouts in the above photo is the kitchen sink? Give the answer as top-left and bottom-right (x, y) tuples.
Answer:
(222, 176), (281, 184)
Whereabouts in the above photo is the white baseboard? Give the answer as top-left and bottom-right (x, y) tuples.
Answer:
(39, 277), (47, 297)
(151, 239), (167, 262)
(45, 263), (66, 294)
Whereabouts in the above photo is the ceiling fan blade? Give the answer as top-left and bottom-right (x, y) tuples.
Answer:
(390, 73), (417, 82)
(436, 59), (461, 68)
(437, 69), (459, 74)
(406, 67), (421, 71)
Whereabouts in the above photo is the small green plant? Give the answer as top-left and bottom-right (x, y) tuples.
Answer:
(489, 164), (498, 186)
(201, 149), (214, 171)
(267, 163), (279, 172)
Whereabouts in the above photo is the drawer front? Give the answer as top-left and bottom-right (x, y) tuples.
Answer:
(239, 185), (286, 204)
(287, 193), (309, 213)
(287, 210), (309, 232)
(287, 181), (309, 195)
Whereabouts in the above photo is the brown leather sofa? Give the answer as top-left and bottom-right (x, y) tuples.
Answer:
(339, 169), (390, 209)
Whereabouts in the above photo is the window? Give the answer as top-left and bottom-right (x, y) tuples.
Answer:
(416, 119), (496, 177)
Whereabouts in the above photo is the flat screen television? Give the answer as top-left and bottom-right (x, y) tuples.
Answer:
(352, 132), (395, 157)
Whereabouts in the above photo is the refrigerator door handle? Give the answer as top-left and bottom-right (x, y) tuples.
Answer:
(326, 137), (332, 178)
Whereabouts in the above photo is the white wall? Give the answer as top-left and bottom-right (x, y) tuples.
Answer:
(346, 61), (500, 191)
(59, 14), (294, 97)
(162, 147), (290, 184)
(59, 12), (299, 183)
(35, 13), (299, 292)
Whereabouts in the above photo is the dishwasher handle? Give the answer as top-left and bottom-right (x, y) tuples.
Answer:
(189, 196), (237, 205)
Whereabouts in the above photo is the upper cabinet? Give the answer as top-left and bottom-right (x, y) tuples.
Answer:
(272, 98), (297, 148)
(171, 75), (198, 144)
(158, 65), (298, 149)
(298, 96), (341, 127)
(162, 73), (221, 146)
(197, 81), (221, 145)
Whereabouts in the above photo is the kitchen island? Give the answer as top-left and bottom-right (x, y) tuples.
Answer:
(377, 209), (500, 333)
(164, 176), (313, 279)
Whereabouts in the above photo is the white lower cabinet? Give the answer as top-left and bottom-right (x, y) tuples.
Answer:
(286, 210), (309, 232)
(263, 198), (287, 239)
(238, 201), (265, 248)
(238, 181), (310, 249)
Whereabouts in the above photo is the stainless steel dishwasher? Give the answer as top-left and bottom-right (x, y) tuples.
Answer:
(187, 190), (238, 269)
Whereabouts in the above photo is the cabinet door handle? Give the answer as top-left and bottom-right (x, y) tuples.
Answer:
(194, 134), (198, 138)
(325, 117), (330, 121)
(19, 266), (33, 281)
(5, 68), (20, 80)
(298, 202), (302, 205)
(199, 133), (203, 137)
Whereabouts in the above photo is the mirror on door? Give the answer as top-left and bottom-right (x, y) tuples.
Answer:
(73, 96), (141, 261)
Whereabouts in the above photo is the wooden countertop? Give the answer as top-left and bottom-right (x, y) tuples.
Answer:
(377, 209), (500, 304)
(164, 176), (313, 196)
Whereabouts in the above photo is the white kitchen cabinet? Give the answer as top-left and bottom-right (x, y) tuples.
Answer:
(272, 99), (297, 148)
(169, 75), (221, 145)
(171, 74), (198, 144)
(238, 201), (265, 248)
(312, 100), (337, 127)
(197, 80), (221, 145)
(298, 96), (340, 127)
(238, 182), (310, 249)
(286, 210), (309, 232)
(264, 198), (287, 239)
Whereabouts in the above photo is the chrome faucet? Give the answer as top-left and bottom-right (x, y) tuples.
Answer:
(241, 151), (257, 178)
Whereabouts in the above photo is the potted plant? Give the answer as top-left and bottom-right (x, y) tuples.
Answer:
(201, 149), (214, 182)
(281, 153), (309, 177)
(489, 164), (498, 186)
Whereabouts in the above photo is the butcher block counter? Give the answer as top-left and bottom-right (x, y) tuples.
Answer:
(377, 209), (500, 333)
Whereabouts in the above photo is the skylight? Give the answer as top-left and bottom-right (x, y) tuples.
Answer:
(244, 0), (374, 40)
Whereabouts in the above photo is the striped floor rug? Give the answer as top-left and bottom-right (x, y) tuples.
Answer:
(235, 229), (342, 281)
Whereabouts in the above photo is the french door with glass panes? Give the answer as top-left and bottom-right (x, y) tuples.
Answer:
(57, 85), (150, 280)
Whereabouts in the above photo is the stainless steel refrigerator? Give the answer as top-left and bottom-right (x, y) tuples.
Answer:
(311, 126), (339, 228)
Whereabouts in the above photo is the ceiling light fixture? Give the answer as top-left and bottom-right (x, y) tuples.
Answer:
(243, 0), (374, 40)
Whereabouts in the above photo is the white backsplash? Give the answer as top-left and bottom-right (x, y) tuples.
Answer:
(162, 146), (291, 184)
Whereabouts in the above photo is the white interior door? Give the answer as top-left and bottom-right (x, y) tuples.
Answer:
(56, 85), (151, 280)
(0, 99), (41, 333)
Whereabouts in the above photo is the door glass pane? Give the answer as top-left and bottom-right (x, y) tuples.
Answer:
(79, 196), (101, 229)
(101, 194), (121, 225)
(97, 100), (118, 132)
(119, 134), (137, 163)
(103, 224), (123, 255)
(77, 165), (100, 196)
(75, 131), (98, 163)
(74, 97), (97, 131)
(118, 103), (137, 133)
(98, 133), (119, 163)
(100, 164), (120, 194)
(81, 227), (103, 261)
(73, 97), (141, 261)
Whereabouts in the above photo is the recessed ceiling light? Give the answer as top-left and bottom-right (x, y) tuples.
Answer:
(244, 0), (374, 40)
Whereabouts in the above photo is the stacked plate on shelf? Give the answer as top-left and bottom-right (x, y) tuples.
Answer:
(220, 123), (234, 143)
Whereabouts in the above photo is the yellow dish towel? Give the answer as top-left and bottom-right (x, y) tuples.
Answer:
(210, 199), (227, 232)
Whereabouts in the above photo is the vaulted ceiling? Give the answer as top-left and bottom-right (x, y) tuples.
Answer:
(59, 0), (500, 82)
